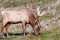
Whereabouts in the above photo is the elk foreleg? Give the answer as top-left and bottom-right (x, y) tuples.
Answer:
(32, 25), (38, 36)
(22, 22), (26, 36)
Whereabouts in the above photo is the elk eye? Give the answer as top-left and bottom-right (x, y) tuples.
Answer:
(35, 19), (39, 25)
(35, 21), (38, 25)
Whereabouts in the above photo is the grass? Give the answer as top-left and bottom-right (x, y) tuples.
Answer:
(0, 0), (57, 7)
(0, 26), (60, 40)
(39, 13), (54, 21)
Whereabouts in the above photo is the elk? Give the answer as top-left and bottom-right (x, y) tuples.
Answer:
(0, 6), (44, 37)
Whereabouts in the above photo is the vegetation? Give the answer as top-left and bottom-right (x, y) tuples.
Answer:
(0, 0), (56, 7)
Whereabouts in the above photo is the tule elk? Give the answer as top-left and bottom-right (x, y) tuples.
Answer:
(1, 6), (44, 37)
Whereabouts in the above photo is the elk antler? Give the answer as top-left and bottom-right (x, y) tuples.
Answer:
(36, 6), (46, 16)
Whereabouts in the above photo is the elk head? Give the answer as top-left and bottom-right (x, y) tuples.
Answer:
(34, 19), (42, 34)
(33, 6), (46, 33)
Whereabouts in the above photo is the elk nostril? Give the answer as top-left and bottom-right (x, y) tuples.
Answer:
(37, 26), (40, 31)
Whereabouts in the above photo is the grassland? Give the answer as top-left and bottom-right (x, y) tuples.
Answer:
(0, 0), (60, 40)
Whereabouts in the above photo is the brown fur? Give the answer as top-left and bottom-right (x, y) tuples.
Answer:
(1, 7), (41, 37)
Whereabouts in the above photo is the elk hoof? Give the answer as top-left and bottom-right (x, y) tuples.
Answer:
(6, 34), (10, 38)
(0, 33), (5, 39)
(35, 33), (39, 36)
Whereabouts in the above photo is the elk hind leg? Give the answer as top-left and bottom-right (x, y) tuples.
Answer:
(1, 20), (8, 33)
(5, 23), (10, 37)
